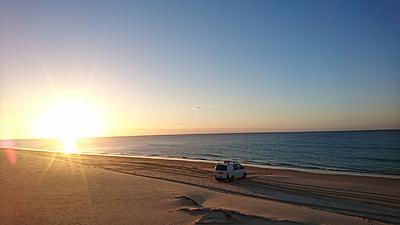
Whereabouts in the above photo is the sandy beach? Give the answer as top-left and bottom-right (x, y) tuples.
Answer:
(1, 148), (399, 225)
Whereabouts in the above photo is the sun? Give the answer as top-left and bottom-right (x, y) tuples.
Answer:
(34, 100), (104, 153)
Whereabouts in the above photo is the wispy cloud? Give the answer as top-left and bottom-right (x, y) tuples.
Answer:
(191, 105), (220, 111)
(174, 122), (186, 129)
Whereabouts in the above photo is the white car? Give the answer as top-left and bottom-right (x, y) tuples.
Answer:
(214, 161), (246, 181)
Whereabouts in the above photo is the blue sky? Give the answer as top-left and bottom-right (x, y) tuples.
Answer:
(0, 0), (399, 137)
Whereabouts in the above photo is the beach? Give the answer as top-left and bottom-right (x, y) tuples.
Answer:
(1, 149), (399, 225)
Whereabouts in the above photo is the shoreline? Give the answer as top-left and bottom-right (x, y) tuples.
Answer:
(7, 147), (400, 179)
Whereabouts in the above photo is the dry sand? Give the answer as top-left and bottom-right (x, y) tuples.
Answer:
(1, 148), (399, 225)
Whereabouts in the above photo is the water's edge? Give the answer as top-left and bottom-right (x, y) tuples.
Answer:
(6, 147), (400, 179)
(3, 130), (399, 177)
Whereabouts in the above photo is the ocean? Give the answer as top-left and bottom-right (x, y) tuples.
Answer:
(4, 130), (400, 176)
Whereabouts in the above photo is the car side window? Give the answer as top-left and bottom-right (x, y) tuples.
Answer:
(233, 164), (238, 170)
(239, 165), (244, 169)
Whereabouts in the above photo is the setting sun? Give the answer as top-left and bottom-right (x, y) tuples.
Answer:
(34, 100), (104, 153)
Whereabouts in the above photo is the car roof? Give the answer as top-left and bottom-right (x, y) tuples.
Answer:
(216, 161), (240, 165)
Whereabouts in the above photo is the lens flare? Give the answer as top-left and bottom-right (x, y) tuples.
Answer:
(0, 140), (17, 165)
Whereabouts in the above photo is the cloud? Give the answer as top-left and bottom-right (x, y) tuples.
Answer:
(174, 122), (186, 129)
(191, 105), (220, 111)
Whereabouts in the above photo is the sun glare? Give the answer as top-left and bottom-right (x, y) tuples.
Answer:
(61, 135), (77, 154)
(34, 100), (104, 153)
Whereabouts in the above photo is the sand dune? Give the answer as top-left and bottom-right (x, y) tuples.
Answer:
(1, 149), (398, 225)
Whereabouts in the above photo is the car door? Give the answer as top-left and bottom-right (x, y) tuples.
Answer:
(238, 164), (244, 177)
(233, 164), (240, 178)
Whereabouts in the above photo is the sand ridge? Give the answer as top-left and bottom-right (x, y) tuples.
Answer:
(174, 195), (308, 225)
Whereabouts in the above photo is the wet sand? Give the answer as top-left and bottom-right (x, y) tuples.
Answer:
(1, 148), (399, 225)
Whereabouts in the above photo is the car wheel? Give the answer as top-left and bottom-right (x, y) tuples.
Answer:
(230, 175), (235, 182)
(243, 172), (246, 178)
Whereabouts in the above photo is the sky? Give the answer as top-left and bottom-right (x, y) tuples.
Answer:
(0, 0), (399, 139)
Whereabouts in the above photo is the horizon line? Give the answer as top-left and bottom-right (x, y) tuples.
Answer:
(3, 128), (399, 140)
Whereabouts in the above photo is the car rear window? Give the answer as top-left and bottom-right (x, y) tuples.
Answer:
(216, 165), (227, 171)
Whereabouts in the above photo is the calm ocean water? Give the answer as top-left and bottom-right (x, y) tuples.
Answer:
(5, 130), (400, 175)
